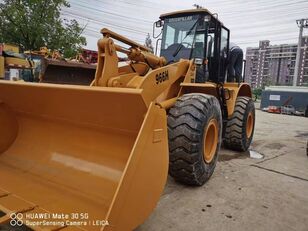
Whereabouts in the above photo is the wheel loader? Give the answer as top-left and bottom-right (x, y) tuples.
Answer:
(0, 44), (34, 80)
(0, 8), (255, 231)
(25, 48), (96, 85)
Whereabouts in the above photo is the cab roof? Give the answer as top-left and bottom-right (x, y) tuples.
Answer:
(159, 8), (224, 26)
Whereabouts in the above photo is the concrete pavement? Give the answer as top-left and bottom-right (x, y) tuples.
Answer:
(137, 110), (308, 231)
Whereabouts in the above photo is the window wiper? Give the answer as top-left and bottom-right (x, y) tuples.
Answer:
(171, 20), (199, 59)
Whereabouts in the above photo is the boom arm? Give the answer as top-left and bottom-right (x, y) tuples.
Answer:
(92, 28), (166, 87)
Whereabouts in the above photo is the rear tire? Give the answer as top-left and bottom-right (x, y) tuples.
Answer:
(224, 96), (255, 151)
(168, 93), (222, 186)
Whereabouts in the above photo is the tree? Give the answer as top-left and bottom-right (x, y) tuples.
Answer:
(0, 0), (86, 57)
(252, 87), (262, 101)
(144, 33), (153, 53)
(261, 75), (273, 89)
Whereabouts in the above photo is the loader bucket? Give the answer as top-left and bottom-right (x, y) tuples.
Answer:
(41, 59), (96, 85)
(0, 81), (168, 231)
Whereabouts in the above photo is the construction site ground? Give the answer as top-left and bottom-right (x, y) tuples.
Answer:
(137, 105), (308, 231)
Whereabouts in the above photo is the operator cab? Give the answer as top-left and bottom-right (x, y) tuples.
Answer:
(155, 9), (230, 83)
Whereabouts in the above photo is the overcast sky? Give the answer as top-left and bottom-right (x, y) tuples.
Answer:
(65, 0), (308, 53)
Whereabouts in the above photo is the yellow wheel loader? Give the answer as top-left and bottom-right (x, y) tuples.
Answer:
(0, 44), (34, 80)
(24, 48), (96, 85)
(0, 9), (255, 231)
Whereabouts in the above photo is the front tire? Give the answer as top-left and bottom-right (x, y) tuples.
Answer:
(168, 93), (222, 186)
(224, 96), (255, 151)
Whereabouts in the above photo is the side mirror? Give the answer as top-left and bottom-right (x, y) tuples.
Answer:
(153, 20), (163, 39)
(155, 20), (163, 28)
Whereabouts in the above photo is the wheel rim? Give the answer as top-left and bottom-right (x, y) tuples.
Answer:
(246, 112), (253, 139)
(203, 119), (218, 164)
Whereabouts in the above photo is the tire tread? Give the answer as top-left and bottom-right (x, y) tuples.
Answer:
(224, 96), (255, 151)
(168, 93), (221, 186)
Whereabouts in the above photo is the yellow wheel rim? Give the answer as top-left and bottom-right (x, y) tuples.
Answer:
(246, 112), (253, 139)
(203, 119), (218, 164)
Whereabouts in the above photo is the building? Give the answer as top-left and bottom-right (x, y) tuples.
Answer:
(245, 37), (308, 89)
(260, 86), (308, 111)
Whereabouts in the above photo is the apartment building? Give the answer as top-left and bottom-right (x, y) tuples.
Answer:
(245, 37), (308, 89)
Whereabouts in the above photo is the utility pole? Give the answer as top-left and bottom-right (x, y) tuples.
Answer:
(293, 19), (308, 86)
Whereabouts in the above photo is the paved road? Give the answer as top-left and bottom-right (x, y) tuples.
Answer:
(137, 110), (308, 231)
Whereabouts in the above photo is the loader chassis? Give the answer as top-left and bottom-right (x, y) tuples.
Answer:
(0, 8), (254, 231)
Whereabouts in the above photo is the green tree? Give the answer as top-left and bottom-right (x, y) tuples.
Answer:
(0, 0), (86, 57)
(252, 87), (262, 101)
(261, 75), (272, 89)
(144, 33), (153, 53)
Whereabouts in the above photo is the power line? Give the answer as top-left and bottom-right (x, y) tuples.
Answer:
(62, 11), (149, 35)
(70, 1), (153, 24)
(65, 0), (308, 51)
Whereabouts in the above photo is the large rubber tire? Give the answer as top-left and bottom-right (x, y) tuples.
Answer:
(224, 96), (255, 151)
(168, 93), (222, 186)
